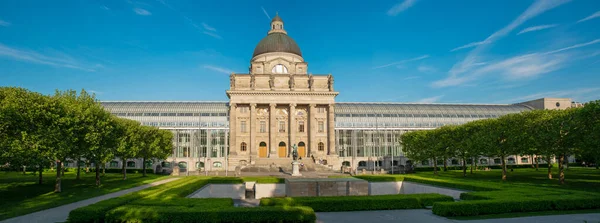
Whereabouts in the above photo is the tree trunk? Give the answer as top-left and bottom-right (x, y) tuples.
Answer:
(76, 160), (81, 180)
(501, 155), (507, 181)
(55, 160), (62, 193)
(61, 162), (65, 177)
(470, 158), (474, 174)
(38, 164), (43, 185)
(102, 163), (105, 176)
(433, 158), (438, 175)
(530, 155), (535, 168)
(559, 154), (565, 184)
(95, 162), (101, 186)
(547, 157), (552, 179)
(85, 161), (89, 173)
(535, 155), (539, 171)
(462, 159), (467, 177)
(443, 159), (448, 172)
(22, 166), (26, 175)
(122, 159), (127, 180)
(474, 158), (478, 171)
(142, 157), (147, 177)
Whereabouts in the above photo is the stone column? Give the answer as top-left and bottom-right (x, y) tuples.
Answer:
(229, 103), (237, 156)
(308, 104), (316, 157)
(269, 103), (277, 157)
(289, 103), (296, 157)
(250, 103), (257, 156)
(328, 103), (337, 155)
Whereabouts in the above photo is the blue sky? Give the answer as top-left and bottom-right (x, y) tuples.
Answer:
(1, 0), (599, 104)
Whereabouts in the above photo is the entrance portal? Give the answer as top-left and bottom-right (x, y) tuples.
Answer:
(278, 142), (286, 158)
(298, 142), (306, 158)
(259, 142), (268, 158)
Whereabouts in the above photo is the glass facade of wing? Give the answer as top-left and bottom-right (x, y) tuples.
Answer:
(101, 101), (532, 160)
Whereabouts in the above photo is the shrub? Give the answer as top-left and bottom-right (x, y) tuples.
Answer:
(132, 198), (233, 207)
(260, 194), (452, 212)
(105, 205), (316, 223)
(102, 168), (155, 174)
(432, 198), (583, 217)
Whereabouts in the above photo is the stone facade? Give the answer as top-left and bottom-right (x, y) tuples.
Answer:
(226, 16), (338, 168)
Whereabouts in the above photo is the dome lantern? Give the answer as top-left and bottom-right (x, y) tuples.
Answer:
(252, 13), (302, 58)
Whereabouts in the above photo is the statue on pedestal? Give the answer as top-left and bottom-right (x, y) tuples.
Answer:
(292, 144), (298, 161)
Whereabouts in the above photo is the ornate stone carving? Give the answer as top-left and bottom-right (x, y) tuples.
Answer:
(308, 74), (314, 91)
(250, 74), (256, 89)
(269, 74), (275, 90)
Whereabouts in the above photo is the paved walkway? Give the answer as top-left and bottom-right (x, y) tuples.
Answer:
(0, 178), (179, 223)
(316, 209), (600, 223)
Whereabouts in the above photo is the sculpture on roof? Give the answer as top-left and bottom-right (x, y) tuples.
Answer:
(229, 73), (236, 89)
(289, 75), (295, 90)
(308, 74), (314, 91)
(250, 74), (256, 89)
(327, 74), (334, 91)
(269, 74), (275, 90)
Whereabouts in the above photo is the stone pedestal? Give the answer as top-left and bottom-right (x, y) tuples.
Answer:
(291, 161), (302, 176)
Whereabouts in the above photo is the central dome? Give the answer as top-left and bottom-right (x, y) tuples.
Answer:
(252, 33), (302, 58)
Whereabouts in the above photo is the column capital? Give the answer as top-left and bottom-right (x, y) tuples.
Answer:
(309, 104), (316, 108)
(230, 103), (237, 108)
(250, 103), (257, 108)
(328, 103), (334, 108)
(270, 103), (277, 107)
(290, 103), (297, 108)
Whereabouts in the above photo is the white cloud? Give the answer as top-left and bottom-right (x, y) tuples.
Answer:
(517, 24), (558, 35)
(202, 22), (216, 32)
(417, 95), (444, 103)
(450, 40), (490, 52)
(498, 88), (600, 104)
(544, 39), (600, 54)
(0, 20), (11, 27)
(133, 8), (151, 16)
(435, 0), (571, 87)
(417, 65), (437, 73)
(101, 5), (110, 10)
(0, 43), (99, 72)
(403, 76), (420, 80)
(203, 65), (233, 74)
(577, 11), (600, 23)
(387, 0), (417, 16)
(373, 55), (429, 69)
(203, 31), (222, 39)
(261, 6), (271, 20)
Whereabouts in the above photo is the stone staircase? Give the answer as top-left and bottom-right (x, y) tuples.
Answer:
(238, 157), (336, 173)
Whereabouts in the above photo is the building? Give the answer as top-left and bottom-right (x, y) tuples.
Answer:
(101, 15), (575, 174)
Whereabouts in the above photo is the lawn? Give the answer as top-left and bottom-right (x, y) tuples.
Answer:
(334, 167), (600, 219)
(0, 171), (169, 221)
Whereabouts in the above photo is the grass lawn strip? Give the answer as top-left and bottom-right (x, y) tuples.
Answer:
(0, 171), (168, 221)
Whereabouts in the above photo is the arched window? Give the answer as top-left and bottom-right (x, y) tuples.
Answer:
(178, 162), (187, 169)
(521, 157), (529, 163)
(126, 161), (136, 168)
(480, 159), (488, 165)
(342, 161), (350, 166)
(507, 157), (515, 164)
(406, 160), (412, 165)
(240, 142), (247, 152)
(436, 160), (444, 165)
(421, 160), (429, 166)
(271, 64), (288, 74)
(145, 161), (153, 168)
(298, 142), (305, 147)
(260, 142), (267, 147)
(110, 161), (119, 168)
(493, 158), (501, 164)
(196, 162), (204, 168)
(358, 161), (367, 167)
(451, 159), (459, 165)
(318, 142), (324, 151)
(213, 162), (222, 168)
(161, 162), (171, 168)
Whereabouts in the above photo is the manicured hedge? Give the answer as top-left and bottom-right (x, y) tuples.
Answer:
(105, 205), (316, 223)
(260, 194), (453, 212)
(131, 198), (233, 207)
(432, 197), (600, 217)
(102, 168), (155, 174)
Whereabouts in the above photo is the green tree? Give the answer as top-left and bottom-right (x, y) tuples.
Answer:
(82, 99), (117, 186)
(573, 101), (600, 169)
(114, 117), (142, 180)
